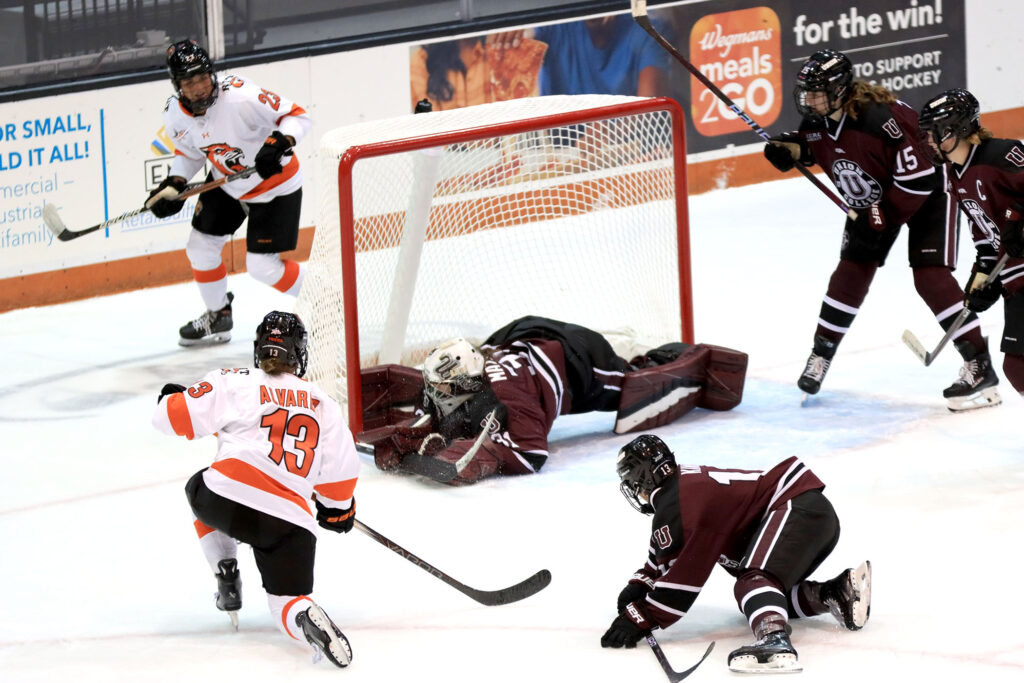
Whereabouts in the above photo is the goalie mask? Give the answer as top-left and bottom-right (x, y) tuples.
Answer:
(616, 435), (677, 514)
(422, 338), (486, 417)
(253, 311), (308, 377)
(167, 39), (218, 114)
(918, 88), (980, 161)
(793, 49), (853, 123)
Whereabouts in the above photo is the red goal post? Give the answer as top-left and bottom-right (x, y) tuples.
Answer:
(296, 95), (692, 433)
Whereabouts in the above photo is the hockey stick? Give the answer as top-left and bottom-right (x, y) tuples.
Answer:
(646, 635), (715, 682)
(630, 0), (851, 216)
(353, 519), (552, 606)
(901, 252), (1009, 366)
(42, 166), (259, 242)
(401, 408), (499, 483)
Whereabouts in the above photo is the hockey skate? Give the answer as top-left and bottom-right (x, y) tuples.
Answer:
(944, 339), (1001, 412)
(295, 603), (352, 668)
(797, 335), (837, 396)
(179, 292), (233, 346)
(728, 630), (802, 674)
(214, 558), (241, 629)
(820, 560), (871, 630)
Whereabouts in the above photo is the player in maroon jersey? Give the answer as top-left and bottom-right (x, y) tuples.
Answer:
(918, 88), (1024, 402)
(764, 49), (998, 410)
(357, 316), (748, 485)
(600, 435), (871, 674)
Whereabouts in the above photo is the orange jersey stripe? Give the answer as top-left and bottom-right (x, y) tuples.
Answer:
(272, 259), (301, 292)
(240, 155), (298, 200)
(210, 458), (312, 516)
(194, 519), (216, 538)
(275, 105), (307, 127)
(193, 263), (227, 283)
(314, 477), (358, 502)
(166, 392), (195, 439)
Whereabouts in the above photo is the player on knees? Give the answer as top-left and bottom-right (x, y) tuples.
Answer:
(919, 88), (1024, 408)
(763, 49), (994, 406)
(151, 311), (360, 668)
(144, 40), (310, 347)
(601, 435), (871, 673)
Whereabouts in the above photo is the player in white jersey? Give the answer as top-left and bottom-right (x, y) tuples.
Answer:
(144, 40), (313, 346)
(152, 311), (359, 668)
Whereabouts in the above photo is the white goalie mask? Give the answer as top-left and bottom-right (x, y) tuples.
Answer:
(422, 338), (486, 416)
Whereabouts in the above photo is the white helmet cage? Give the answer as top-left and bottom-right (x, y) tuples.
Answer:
(422, 338), (486, 416)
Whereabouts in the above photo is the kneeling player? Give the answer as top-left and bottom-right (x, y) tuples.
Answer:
(601, 435), (871, 673)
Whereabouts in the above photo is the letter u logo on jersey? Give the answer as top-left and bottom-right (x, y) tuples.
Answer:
(654, 524), (672, 549)
(831, 159), (882, 208)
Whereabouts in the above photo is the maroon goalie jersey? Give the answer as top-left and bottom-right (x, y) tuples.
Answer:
(798, 99), (941, 224)
(626, 457), (825, 630)
(947, 137), (1024, 293)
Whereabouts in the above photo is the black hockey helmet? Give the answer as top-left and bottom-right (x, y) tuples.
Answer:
(616, 435), (677, 514)
(254, 311), (308, 377)
(918, 88), (980, 149)
(793, 49), (853, 122)
(166, 39), (218, 113)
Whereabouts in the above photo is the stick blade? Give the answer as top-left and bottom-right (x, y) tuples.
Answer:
(901, 329), (931, 365)
(464, 568), (552, 606)
(401, 453), (458, 483)
(42, 203), (69, 239)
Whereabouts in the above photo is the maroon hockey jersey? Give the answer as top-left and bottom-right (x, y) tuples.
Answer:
(799, 100), (941, 224)
(626, 457), (825, 630)
(946, 137), (1024, 293)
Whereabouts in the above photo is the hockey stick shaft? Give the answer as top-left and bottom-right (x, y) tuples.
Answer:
(646, 635), (715, 682)
(630, 0), (850, 215)
(44, 166), (258, 242)
(353, 519), (551, 606)
(902, 252), (1009, 365)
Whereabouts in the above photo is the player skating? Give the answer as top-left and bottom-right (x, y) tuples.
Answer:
(152, 311), (358, 667)
(600, 435), (870, 673)
(145, 40), (311, 346)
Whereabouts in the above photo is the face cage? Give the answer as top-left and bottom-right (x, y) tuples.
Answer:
(176, 72), (219, 113)
(618, 480), (655, 515)
(793, 81), (846, 123)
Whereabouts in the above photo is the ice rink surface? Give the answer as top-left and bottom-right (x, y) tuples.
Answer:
(2, 175), (1023, 682)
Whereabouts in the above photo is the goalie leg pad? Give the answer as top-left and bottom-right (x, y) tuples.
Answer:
(698, 344), (749, 411)
(614, 346), (709, 434)
(359, 364), (426, 430)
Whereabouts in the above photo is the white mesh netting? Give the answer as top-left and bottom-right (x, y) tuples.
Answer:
(295, 95), (689, 427)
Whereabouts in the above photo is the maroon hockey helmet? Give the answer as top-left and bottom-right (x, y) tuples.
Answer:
(793, 49), (853, 123)
(254, 311), (308, 377)
(616, 435), (677, 514)
(919, 88), (981, 150)
(166, 39), (219, 114)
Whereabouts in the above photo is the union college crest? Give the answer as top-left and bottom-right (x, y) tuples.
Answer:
(831, 159), (883, 209)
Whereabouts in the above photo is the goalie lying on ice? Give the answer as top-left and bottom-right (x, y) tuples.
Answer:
(357, 316), (747, 485)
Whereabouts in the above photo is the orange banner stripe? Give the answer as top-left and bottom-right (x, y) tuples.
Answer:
(210, 458), (312, 516)
(166, 392), (194, 439)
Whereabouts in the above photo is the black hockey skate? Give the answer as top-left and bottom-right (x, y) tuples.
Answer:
(820, 560), (871, 630)
(296, 603), (352, 668)
(214, 558), (242, 629)
(943, 339), (1001, 412)
(728, 630), (802, 674)
(797, 335), (837, 395)
(179, 292), (233, 347)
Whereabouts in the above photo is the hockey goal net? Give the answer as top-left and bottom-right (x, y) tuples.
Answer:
(296, 95), (691, 433)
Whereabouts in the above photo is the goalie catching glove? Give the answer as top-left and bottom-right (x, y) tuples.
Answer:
(145, 177), (187, 218)
(316, 499), (355, 533)
(358, 422), (447, 471)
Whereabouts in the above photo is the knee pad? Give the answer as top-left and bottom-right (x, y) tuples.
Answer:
(185, 230), (230, 270)
(246, 251), (285, 286)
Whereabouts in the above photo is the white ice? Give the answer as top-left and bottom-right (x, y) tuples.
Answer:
(2, 175), (1023, 682)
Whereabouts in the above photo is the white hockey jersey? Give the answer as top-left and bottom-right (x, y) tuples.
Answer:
(152, 367), (359, 535)
(162, 73), (312, 203)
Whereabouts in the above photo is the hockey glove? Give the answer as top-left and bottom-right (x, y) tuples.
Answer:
(763, 132), (811, 172)
(600, 601), (653, 649)
(1002, 202), (1024, 258)
(359, 423), (434, 471)
(145, 177), (187, 218)
(964, 268), (1003, 313)
(316, 499), (355, 533)
(616, 581), (651, 611)
(255, 131), (293, 179)
(157, 383), (187, 404)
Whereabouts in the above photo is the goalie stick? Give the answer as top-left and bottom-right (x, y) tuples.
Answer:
(902, 252), (1010, 366)
(353, 519), (551, 606)
(42, 166), (258, 242)
(647, 635), (715, 682)
(630, 0), (851, 217)
(401, 407), (500, 484)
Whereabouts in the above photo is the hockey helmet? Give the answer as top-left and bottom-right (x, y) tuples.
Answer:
(422, 338), (486, 416)
(616, 435), (677, 514)
(919, 88), (981, 152)
(166, 39), (218, 114)
(254, 311), (308, 377)
(793, 49), (853, 122)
